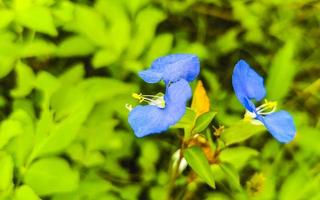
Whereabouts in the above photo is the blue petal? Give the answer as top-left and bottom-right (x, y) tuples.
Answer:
(232, 60), (266, 111)
(260, 110), (296, 143)
(138, 70), (162, 83)
(128, 80), (191, 137)
(139, 54), (200, 83)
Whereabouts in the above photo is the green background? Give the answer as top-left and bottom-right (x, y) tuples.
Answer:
(0, 0), (319, 199)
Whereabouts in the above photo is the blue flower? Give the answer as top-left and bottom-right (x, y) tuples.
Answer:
(128, 79), (192, 137)
(232, 60), (296, 143)
(138, 54), (200, 84)
(127, 54), (200, 137)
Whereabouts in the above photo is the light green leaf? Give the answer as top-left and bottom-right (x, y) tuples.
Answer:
(219, 162), (241, 190)
(184, 146), (215, 188)
(74, 5), (108, 46)
(92, 49), (119, 68)
(220, 121), (265, 146)
(56, 36), (96, 57)
(127, 7), (166, 59)
(0, 118), (23, 149)
(34, 71), (61, 108)
(266, 40), (297, 102)
(0, 56), (16, 79)
(58, 64), (85, 85)
(95, 0), (131, 53)
(24, 157), (79, 196)
(171, 108), (196, 129)
(10, 62), (35, 98)
(15, 6), (57, 36)
(193, 111), (216, 133)
(5, 110), (34, 167)
(30, 100), (93, 159)
(0, 152), (13, 191)
(124, 0), (150, 15)
(20, 40), (56, 58)
(0, 9), (14, 28)
(219, 146), (259, 169)
(146, 33), (173, 64)
(14, 185), (40, 200)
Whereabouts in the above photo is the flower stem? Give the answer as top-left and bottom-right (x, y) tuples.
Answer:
(166, 139), (185, 200)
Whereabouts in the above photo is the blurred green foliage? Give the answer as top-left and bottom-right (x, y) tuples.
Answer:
(0, 0), (319, 199)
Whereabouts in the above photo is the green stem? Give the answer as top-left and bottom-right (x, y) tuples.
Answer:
(166, 138), (186, 200)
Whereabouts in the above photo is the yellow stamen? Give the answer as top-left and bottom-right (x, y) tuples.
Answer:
(132, 93), (144, 102)
(256, 99), (277, 115)
(131, 92), (166, 108)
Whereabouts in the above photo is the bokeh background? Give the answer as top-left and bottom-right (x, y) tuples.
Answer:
(0, 0), (319, 199)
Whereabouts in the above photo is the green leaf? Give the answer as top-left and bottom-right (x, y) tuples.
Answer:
(127, 7), (166, 59)
(10, 62), (35, 98)
(34, 71), (61, 109)
(220, 121), (265, 146)
(193, 111), (216, 133)
(5, 110), (34, 167)
(266, 40), (297, 102)
(92, 49), (119, 68)
(74, 5), (108, 46)
(184, 146), (215, 188)
(219, 146), (259, 169)
(0, 118), (23, 149)
(58, 64), (85, 85)
(95, 0), (131, 53)
(171, 108), (196, 129)
(14, 185), (40, 200)
(19, 40), (56, 58)
(0, 152), (13, 191)
(24, 157), (79, 196)
(15, 6), (57, 36)
(0, 56), (16, 79)
(146, 33), (173, 64)
(56, 36), (96, 57)
(219, 162), (241, 190)
(0, 9), (14, 29)
(30, 100), (93, 159)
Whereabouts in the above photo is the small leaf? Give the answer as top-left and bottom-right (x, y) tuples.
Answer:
(0, 152), (13, 191)
(219, 162), (241, 190)
(14, 185), (40, 200)
(24, 157), (79, 196)
(20, 40), (56, 58)
(56, 36), (95, 57)
(193, 111), (216, 133)
(10, 62), (35, 98)
(220, 121), (265, 146)
(184, 146), (215, 188)
(146, 33), (173, 64)
(74, 5), (108, 46)
(266, 40), (298, 102)
(0, 9), (14, 28)
(15, 6), (57, 36)
(92, 48), (119, 68)
(219, 146), (259, 169)
(191, 80), (210, 117)
(127, 7), (166, 59)
(171, 108), (196, 129)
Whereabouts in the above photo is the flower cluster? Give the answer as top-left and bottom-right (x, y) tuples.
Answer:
(128, 54), (200, 137)
(128, 55), (296, 144)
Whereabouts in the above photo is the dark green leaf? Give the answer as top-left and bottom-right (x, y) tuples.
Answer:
(184, 146), (215, 188)
(193, 111), (216, 133)
(220, 121), (265, 146)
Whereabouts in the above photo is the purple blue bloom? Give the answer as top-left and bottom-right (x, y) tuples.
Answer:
(138, 54), (200, 85)
(128, 80), (192, 137)
(128, 54), (200, 137)
(232, 60), (296, 143)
